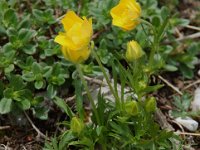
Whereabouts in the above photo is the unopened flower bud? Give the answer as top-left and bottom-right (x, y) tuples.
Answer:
(70, 117), (84, 134)
(125, 101), (139, 116)
(145, 97), (157, 112)
(126, 40), (144, 61)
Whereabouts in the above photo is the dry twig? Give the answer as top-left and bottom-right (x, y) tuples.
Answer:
(176, 32), (200, 42)
(84, 76), (106, 86)
(171, 120), (185, 133)
(175, 131), (200, 136)
(0, 126), (10, 130)
(183, 79), (200, 90)
(185, 25), (200, 31)
(158, 75), (183, 95)
(24, 111), (49, 140)
(155, 109), (174, 131)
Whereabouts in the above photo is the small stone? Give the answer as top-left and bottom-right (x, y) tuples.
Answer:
(198, 70), (200, 77)
(191, 88), (200, 112)
(175, 117), (198, 132)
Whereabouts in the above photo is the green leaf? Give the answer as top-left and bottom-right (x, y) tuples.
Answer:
(171, 18), (190, 26)
(4, 88), (14, 99)
(22, 44), (37, 55)
(4, 64), (14, 74)
(34, 80), (44, 89)
(172, 95), (182, 110)
(22, 72), (35, 82)
(18, 99), (31, 110)
(141, 84), (164, 94)
(0, 98), (12, 114)
(0, 26), (6, 35)
(160, 6), (170, 20)
(3, 9), (18, 27)
(164, 64), (178, 72)
(32, 9), (43, 21)
(33, 107), (49, 120)
(31, 96), (44, 106)
(152, 16), (161, 27)
(180, 64), (194, 79)
(179, 93), (192, 110)
(47, 84), (57, 99)
(18, 28), (37, 43)
(54, 97), (74, 119)
(12, 89), (32, 102)
(0, 81), (4, 98)
(32, 62), (41, 74)
(17, 15), (31, 29)
(74, 79), (84, 120)
(9, 75), (25, 90)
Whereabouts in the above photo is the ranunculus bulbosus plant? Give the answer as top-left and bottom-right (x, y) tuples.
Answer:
(54, 11), (93, 63)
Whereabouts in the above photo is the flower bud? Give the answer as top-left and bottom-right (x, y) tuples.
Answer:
(125, 101), (139, 116)
(145, 97), (157, 112)
(138, 81), (147, 90)
(70, 117), (84, 134)
(126, 40), (144, 61)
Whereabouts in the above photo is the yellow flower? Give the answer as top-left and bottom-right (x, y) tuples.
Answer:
(126, 40), (144, 61)
(54, 11), (93, 63)
(110, 0), (141, 31)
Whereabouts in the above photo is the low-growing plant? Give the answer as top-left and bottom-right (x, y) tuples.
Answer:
(171, 93), (200, 118)
(1, 0), (198, 149)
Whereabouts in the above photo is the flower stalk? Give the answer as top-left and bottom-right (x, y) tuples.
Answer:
(76, 64), (100, 125)
(91, 49), (121, 108)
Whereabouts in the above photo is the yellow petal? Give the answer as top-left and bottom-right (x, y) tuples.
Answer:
(61, 11), (83, 31)
(54, 32), (77, 49)
(110, 0), (141, 31)
(66, 18), (92, 50)
(61, 46), (71, 60)
(54, 32), (68, 46)
(62, 46), (91, 63)
(120, 0), (141, 14)
(110, 3), (126, 19)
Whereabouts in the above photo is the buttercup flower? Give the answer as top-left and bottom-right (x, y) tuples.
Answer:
(110, 0), (141, 31)
(55, 11), (93, 63)
(126, 40), (144, 61)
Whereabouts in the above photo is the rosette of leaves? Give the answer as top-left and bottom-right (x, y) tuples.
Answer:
(0, 75), (32, 114)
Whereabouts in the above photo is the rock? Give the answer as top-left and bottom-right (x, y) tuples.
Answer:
(198, 70), (200, 77)
(89, 77), (136, 104)
(191, 88), (200, 112)
(175, 117), (198, 132)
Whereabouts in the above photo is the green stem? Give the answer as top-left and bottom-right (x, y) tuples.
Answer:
(139, 18), (158, 72)
(91, 49), (121, 108)
(149, 39), (158, 68)
(76, 64), (100, 125)
(139, 18), (156, 35)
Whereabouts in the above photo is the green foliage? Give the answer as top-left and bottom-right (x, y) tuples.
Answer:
(1, 0), (196, 149)
(45, 92), (174, 150)
(171, 93), (199, 118)
(0, 0), (69, 119)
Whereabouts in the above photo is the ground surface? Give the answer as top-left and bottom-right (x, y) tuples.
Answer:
(0, 0), (200, 149)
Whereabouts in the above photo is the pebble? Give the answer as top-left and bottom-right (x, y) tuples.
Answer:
(198, 70), (200, 77)
(191, 88), (200, 112)
(175, 117), (198, 132)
